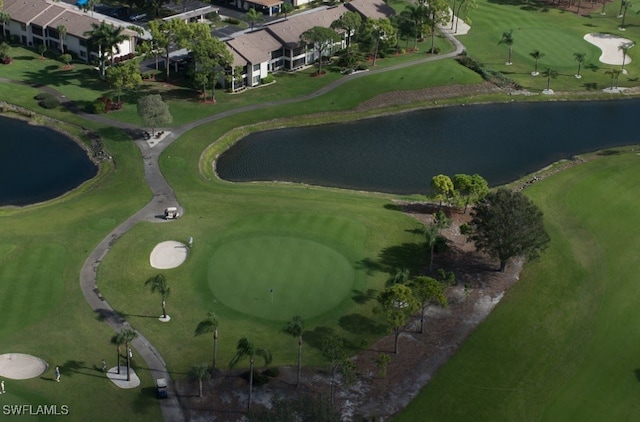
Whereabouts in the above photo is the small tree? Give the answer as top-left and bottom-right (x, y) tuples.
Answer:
(280, 1), (294, 20)
(619, 42), (633, 73)
(574, 52), (586, 78)
(194, 312), (219, 371)
(282, 315), (304, 387)
(322, 336), (357, 406)
(470, 188), (550, 272)
(409, 276), (447, 334)
(499, 30), (514, 65)
(144, 273), (171, 319)
(377, 284), (419, 354)
(229, 338), (272, 411)
(37, 44), (46, 58)
(191, 364), (211, 398)
(60, 53), (72, 67)
(529, 49), (544, 76)
(137, 94), (172, 136)
(106, 59), (142, 102)
(374, 353), (391, 378)
(606, 68), (622, 89)
(300, 26), (341, 75)
(244, 8), (264, 32)
(0, 12), (10, 41)
(431, 174), (455, 206)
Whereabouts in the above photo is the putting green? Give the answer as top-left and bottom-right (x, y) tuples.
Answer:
(208, 235), (354, 321)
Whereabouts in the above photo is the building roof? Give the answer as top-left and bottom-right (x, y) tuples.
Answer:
(4, 0), (138, 39)
(346, 0), (396, 20)
(248, 0), (284, 7)
(265, 5), (348, 47)
(226, 29), (281, 65)
(227, 45), (248, 67)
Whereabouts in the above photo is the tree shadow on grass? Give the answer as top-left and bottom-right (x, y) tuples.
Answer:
(351, 288), (378, 304)
(59, 360), (106, 379)
(339, 314), (386, 335)
(132, 387), (160, 414)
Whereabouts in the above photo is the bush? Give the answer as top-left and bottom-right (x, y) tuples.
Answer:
(39, 96), (60, 109)
(261, 74), (275, 84)
(91, 98), (107, 114)
(34, 92), (55, 101)
(434, 236), (448, 254)
(356, 63), (368, 71)
(241, 369), (270, 386)
(262, 367), (279, 378)
(59, 53), (72, 65)
(225, 17), (240, 25)
(460, 223), (472, 236)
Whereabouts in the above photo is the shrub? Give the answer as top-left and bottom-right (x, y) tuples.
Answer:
(59, 53), (72, 66)
(241, 369), (270, 386)
(434, 236), (448, 254)
(39, 96), (60, 109)
(225, 17), (241, 25)
(262, 367), (279, 378)
(35, 93), (52, 101)
(356, 63), (368, 71)
(261, 74), (275, 84)
(91, 98), (107, 114)
(460, 223), (472, 236)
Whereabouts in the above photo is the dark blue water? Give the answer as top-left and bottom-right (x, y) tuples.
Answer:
(217, 99), (639, 194)
(0, 115), (98, 206)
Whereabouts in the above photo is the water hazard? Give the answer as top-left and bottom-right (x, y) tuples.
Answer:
(217, 99), (639, 194)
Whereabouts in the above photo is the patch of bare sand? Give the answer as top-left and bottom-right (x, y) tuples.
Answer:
(584, 33), (633, 65)
(150, 240), (188, 269)
(0, 353), (48, 380)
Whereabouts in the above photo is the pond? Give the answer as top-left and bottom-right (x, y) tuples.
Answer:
(0, 115), (98, 206)
(217, 99), (639, 195)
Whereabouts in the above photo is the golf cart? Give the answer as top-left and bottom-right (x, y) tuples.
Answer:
(164, 207), (179, 220)
(156, 378), (168, 398)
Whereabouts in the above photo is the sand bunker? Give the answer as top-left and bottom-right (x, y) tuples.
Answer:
(0, 353), (48, 380)
(584, 33), (633, 65)
(150, 241), (188, 269)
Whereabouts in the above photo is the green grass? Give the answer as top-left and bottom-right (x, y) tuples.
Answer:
(459, 0), (640, 91)
(395, 150), (640, 421)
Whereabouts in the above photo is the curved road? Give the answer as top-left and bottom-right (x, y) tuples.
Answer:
(63, 28), (465, 422)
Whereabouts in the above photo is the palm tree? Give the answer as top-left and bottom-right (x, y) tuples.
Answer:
(0, 12), (10, 41)
(529, 49), (544, 76)
(422, 224), (440, 273)
(620, 1), (632, 29)
(244, 8), (263, 32)
(542, 67), (558, 93)
(56, 25), (66, 54)
(499, 30), (514, 65)
(145, 274), (171, 319)
(84, 22), (127, 78)
(279, 1), (294, 20)
(110, 332), (125, 375)
(228, 337), (272, 411)
(606, 68), (622, 89)
(190, 364), (210, 397)
(282, 316), (304, 387)
(119, 328), (137, 381)
(619, 42), (633, 73)
(574, 52), (586, 78)
(402, 3), (426, 50)
(194, 312), (219, 372)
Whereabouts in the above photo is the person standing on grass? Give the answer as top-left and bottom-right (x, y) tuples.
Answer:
(55, 367), (60, 382)
(102, 359), (107, 373)
(1, 380), (5, 394)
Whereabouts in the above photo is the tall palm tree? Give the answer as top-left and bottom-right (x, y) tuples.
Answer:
(619, 42), (633, 73)
(619, 1), (632, 29)
(228, 337), (272, 411)
(244, 8), (263, 32)
(499, 30), (514, 65)
(119, 328), (137, 381)
(56, 25), (66, 54)
(402, 3), (426, 49)
(191, 364), (210, 397)
(84, 22), (127, 78)
(282, 316), (304, 387)
(422, 224), (440, 274)
(0, 12), (10, 41)
(145, 274), (171, 319)
(606, 68), (622, 89)
(529, 49), (545, 75)
(110, 332), (125, 375)
(574, 52), (586, 78)
(543, 67), (558, 92)
(194, 312), (219, 371)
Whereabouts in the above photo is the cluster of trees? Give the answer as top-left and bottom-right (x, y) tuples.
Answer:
(430, 173), (489, 212)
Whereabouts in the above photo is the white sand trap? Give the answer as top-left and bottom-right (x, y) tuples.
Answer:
(0, 353), (48, 380)
(150, 240), (188, 269)
(584, 33), (633, 65)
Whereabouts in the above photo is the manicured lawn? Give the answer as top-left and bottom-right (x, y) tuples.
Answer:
(395, 150), (640, 421)
(459, 0), (640, 91)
